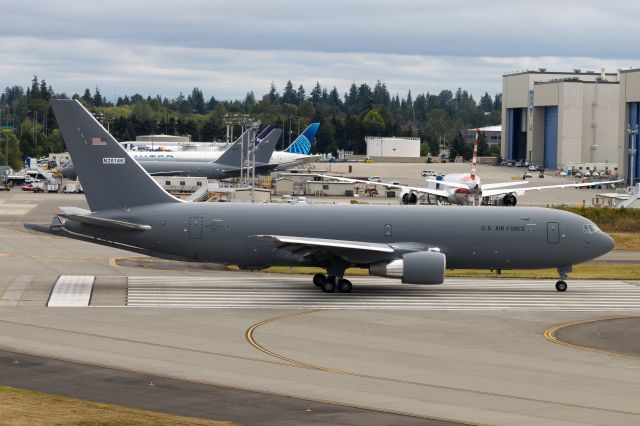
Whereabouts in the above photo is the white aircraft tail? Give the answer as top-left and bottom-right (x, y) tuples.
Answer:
(471, 128), (478, 181)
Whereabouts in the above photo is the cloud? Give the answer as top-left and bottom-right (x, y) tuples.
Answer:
(2, 36), (639, 101)
(2, 1), (640, 100)
(3, 1), (640, 57)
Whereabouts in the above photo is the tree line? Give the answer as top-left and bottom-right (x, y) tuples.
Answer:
(1, 76), (502, 170)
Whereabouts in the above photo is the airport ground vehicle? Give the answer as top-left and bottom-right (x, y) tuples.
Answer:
(368, 176), (383, 182)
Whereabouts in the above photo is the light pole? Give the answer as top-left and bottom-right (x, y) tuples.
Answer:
(629, 124), (638, 187)
(2, 132), (7, 167)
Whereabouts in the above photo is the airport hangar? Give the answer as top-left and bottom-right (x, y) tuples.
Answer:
(502, 68), (640, 183)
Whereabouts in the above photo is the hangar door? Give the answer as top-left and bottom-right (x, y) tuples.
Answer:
(630, 103), (640, 180)
(543, 106), (558, 169)
(508, 108), (527, 161)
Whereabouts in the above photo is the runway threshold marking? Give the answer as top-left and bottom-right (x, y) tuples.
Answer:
(544, 316), (640, 361)
(245, 311), (640, 418)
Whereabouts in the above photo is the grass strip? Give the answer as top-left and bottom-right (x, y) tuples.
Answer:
(0, 385), (233, 426)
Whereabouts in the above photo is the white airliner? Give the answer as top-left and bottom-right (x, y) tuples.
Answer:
(322, 129), (622, 206)
(128, 123), (320, 169)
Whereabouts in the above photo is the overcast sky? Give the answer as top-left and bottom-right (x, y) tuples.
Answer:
(2, 0), (640, 101)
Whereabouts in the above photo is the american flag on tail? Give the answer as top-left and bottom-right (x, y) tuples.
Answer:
(92, 137), (107, 146)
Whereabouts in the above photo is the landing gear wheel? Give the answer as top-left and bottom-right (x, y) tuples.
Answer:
(313, 273), (326, 287)
(338, 279), (352, 293)
(321, 280), (336, 293)
(555, 280), (567, 292)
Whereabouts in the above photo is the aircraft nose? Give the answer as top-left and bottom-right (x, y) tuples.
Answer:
(597, 232), (615, 255)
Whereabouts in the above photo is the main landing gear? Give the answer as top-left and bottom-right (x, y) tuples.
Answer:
(312, 273), (352, 293)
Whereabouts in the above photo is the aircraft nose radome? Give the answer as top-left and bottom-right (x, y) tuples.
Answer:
(598, 232), (615, 255)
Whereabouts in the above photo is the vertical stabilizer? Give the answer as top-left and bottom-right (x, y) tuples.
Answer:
(253, 125), (276, 146)
(284, 123), (320, 154)
(253, 128), (283, 164)
(215, 128), (251, 166)
(50, 99), (180, 212)
(471, 128), (479, 181)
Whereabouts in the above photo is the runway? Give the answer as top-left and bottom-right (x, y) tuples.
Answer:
(2, 205), (640, 425)
(124, 276), (640, 310)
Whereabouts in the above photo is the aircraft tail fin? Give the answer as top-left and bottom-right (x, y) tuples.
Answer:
(471, 128), (479, 181)
(253, 125), (276, 147)
(50, 99), (180, 212)
(253, 128), (283, 164)
(284, 123), (319, 154)
(215, 128), (251, 166)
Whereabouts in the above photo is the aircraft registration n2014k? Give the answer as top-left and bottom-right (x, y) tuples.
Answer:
(50, 100), (614, 293)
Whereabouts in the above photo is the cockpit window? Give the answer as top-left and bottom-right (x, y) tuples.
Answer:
(583, 224), (599, 233)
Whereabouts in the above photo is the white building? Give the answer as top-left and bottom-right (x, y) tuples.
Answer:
(465, 125), (502, 146)
(365, 137), (420, 158)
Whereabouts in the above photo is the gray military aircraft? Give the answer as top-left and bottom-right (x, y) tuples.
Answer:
(50, 99), (614, 293)
(61, 126), (282, 180)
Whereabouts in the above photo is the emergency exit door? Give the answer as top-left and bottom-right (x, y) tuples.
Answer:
(547, 222), (559, 244)
(188, 216), (203, 239)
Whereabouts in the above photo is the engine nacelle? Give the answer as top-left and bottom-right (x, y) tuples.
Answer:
(502, 194), (517, 206)
(369, 251), (446, 284)
(401, 192), (418, 205)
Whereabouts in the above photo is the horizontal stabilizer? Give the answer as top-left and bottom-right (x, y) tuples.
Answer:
(59, 213), (152, 231)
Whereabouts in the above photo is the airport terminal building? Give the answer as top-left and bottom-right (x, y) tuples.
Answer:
(502, 68), (640, 182)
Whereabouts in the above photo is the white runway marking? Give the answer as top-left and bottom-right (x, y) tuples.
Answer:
(48, 275), (94, 307)
(125, 276), (640, 311)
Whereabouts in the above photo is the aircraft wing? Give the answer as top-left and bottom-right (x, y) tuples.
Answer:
(482, 179), (623, 198)
(317, 175), (449, 198)
(481, 181), (530, 190)
(252, 234), (398, 264)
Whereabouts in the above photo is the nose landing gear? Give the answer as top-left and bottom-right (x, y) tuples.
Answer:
(555, 280), (568, 292)
(555, 267), (570, 292)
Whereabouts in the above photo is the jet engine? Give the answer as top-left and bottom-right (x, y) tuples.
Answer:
(401, 192), (418, 205)
(502, 194), (517, 206)
(369, 251), (446, 284)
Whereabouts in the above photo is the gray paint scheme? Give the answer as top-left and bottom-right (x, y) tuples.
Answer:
(50, 100), (614, 285)
(61, 127), (282, 180)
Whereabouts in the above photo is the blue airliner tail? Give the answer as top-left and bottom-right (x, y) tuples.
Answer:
(284, 123), (320, 154)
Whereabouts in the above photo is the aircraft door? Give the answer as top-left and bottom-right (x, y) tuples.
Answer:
(188, 216), (203, 239)
(546, 222), (559, 244)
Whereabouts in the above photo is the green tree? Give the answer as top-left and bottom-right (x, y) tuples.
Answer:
(477, 131), (490, 156)
(81, 88), (93, 106)
(449, 131), (465, 161)
(479, 92), (493, 112)
(362, 108), (385, 136)
(0, 129), (23, 170)
(281, 81), (297, 105)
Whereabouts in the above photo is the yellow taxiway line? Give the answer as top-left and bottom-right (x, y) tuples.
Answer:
(246, 310), (640, 419)
(544, 316), (640, 361)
